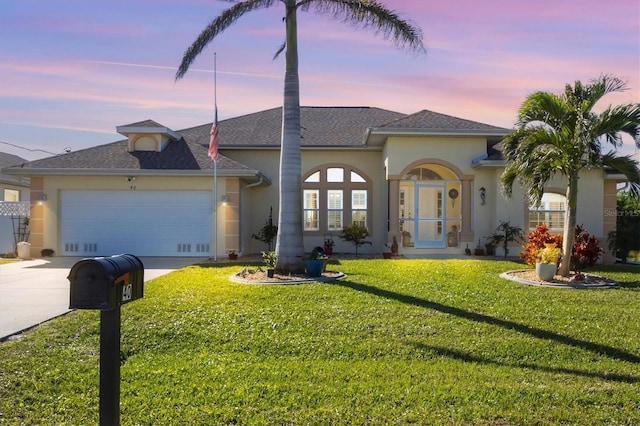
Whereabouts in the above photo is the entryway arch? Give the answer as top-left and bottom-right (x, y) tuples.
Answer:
(389, 159), (474, 249)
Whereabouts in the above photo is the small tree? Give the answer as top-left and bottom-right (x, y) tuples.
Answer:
(339, 223), (371, 257)
(487, 220), (524, 258)
(252, 208), (278, 251)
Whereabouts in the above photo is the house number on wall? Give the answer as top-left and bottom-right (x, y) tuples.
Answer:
(129, 185), (136, 190)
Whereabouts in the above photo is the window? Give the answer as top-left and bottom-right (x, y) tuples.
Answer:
(327, 190), (343, 230)
(529, 193), (566, 233)
(303, 165), (371, 233)
(352, 190), (367, 227)
(303, 190), (319, 231)
(3, 189), (19, 202)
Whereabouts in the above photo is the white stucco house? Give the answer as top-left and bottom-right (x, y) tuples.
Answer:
(1, 106), (620, 261)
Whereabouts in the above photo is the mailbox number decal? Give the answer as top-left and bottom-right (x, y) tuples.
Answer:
(117, 272), (132, 302)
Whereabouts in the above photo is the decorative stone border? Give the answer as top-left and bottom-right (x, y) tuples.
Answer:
(500, 270), (619, 289)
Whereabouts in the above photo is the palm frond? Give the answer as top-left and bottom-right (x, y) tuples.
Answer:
(601, 152), (640, 184)
(300, 0), (424, 52)
(175, 0), (276, 80)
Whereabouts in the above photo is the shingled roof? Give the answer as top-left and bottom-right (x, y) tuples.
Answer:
(3, 106), (509, 177)
(0, 152), (30, 186)
(377, 109), (510, 134)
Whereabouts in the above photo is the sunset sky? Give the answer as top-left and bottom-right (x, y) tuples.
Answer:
(1, 0), (638, 161)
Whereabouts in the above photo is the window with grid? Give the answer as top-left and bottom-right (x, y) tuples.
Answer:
(303, 165), (371, 233)
(528, 193), (566, 233)
(303, 190), (319, 231)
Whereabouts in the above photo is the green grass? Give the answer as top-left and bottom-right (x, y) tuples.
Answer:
(1, 259), (639, 425)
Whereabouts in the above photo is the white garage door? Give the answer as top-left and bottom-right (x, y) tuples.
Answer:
(60, 191), (212, 257)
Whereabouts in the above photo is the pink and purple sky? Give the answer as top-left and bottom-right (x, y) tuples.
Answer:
(1, 0), (639, 161)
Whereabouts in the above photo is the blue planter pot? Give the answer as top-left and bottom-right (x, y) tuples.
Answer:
(304, 259), (324, 277)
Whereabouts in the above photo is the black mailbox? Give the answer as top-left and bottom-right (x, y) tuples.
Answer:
(69, 254), (144, 310)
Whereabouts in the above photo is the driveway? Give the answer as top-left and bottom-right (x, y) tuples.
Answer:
(0, 256), (206, 340)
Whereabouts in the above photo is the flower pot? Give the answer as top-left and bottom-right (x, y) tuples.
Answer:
(17, 241), (31, 259)
(304, 259), (324, 277)
(267, 269), (275, 278)
(323, 246), (333, 255)
(382, 252), (393, 259)
(536, 262), (557, 281)
(228, 254), (238, 260)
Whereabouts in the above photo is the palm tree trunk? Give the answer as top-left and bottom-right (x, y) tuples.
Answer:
(558, 174), (578, 276)
(275, 0), (305, 274)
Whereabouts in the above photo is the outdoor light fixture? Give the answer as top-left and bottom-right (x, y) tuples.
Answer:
(37, 194), (47, 205)
(221, 195), (228, 205)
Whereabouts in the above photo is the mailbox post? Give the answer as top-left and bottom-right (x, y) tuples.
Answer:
(69, 254), (144, 426)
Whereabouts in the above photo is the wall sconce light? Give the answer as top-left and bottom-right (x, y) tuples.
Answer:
(479, 187), (486, 206)
(37, 194), (47, 205)
(221, 195), (228, 205)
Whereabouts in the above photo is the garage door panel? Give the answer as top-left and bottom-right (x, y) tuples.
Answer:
(60, 191), (212, 257)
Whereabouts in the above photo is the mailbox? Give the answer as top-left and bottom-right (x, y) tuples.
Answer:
(69, 254), (144, 310)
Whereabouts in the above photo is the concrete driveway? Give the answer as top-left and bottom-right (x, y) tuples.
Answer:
(0, 256), (205, 340)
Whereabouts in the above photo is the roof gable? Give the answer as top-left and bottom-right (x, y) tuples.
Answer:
(379, 109), (510, 134)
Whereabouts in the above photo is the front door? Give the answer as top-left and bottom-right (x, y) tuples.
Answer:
(414, 184), (445, 248)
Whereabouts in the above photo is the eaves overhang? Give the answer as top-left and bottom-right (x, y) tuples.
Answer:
(116, 125), (182, 141)
(364, 127), (509, 147)
(2, 167), (271, 185)
(471, 159), (506, 169)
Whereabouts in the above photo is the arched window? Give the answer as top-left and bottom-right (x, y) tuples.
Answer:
(302, 165), (371, 233)
(528, 192), (566, 233)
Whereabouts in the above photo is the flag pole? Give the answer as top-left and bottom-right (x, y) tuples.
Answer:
(212, 53), (218, 261)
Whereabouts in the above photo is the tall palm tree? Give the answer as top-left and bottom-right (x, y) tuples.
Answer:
(501, 75), (640, 276)
(175, 0), (424, 273)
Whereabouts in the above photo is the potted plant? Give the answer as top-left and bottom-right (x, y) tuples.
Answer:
(304, 248), (326, 277)
(261, 251), (277, 278)
(535, 245), (561, 281)
(383, 242), (393, 259)
(228, 249), (238, 260)
(474, 239), (485, 256)
(323, 236), (335, 255)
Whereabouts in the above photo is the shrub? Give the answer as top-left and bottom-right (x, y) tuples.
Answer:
(572, 224), (603, 272)
(339, 223), (371, 256)
(520, 224), (563, 266)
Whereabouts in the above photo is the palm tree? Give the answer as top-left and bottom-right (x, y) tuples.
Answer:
(501, 75), (640, 276)
(175, 1), (424, 273)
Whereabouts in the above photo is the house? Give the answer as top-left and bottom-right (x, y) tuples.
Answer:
(0, 152), (30, 254)
(1, 106), (620, 261)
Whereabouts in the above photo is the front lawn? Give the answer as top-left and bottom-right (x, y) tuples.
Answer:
(1, 259), (638, 425)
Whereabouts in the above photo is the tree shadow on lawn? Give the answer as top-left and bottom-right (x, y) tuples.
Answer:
(412, 343), (639, 384)
(331, 280), (640, 365)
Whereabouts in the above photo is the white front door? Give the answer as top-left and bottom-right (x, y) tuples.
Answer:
(414, 184), (445, 248)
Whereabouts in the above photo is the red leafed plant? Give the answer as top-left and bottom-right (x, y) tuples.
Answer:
(571, 224), (603, 273)
(520, 224), (563, 266)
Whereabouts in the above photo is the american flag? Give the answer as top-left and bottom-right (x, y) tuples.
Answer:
(208, 108), (219, 162)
